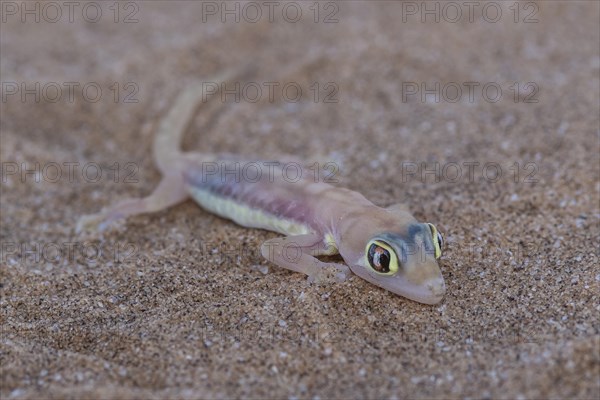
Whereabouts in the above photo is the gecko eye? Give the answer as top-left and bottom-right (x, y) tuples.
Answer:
(366, 240), (399, 275)
(427, 223), (443, 259)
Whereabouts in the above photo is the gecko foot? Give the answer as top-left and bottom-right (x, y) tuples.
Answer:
(307, 263), (351, 284)
(76, 212), (115, 234)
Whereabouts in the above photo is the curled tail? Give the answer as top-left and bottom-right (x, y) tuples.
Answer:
(153, 66), (255, 174)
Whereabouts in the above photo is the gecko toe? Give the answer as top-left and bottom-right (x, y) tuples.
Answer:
(308, 264), (350, 285)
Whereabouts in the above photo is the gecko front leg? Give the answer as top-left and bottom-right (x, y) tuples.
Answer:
(260, 233), (351, 284)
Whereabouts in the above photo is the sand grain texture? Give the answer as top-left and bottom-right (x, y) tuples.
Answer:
(1, 2), (599, 399)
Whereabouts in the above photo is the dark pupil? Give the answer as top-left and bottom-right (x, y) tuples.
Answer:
(368, 244), (390, 273)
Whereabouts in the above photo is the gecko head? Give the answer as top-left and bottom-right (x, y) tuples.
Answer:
(339, 221), (446, 304)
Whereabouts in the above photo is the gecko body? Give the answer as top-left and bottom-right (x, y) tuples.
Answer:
(79, 70), (446, 304)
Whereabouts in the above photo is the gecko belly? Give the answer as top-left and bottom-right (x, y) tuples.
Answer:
(187, 185), (313, 236)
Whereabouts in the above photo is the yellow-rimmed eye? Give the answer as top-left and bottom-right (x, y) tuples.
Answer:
(427, 223), (443, 259)
(366, 240), (399, 275)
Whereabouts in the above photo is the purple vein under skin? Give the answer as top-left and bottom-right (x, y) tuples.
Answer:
(183, 160), (375, 238)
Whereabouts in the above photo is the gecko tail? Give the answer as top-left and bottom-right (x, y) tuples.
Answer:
(153, 66), (256, 174)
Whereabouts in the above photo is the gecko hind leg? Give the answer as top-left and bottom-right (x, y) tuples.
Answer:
(260, 234), (351, 284)
(76, 173), (188, 232)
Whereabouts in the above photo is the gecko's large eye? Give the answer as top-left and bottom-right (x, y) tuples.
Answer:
(366, 240), (399, 275)
(427, 223), (443, 259)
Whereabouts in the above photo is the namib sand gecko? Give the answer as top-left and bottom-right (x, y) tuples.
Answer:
(78, 70), (446, 304)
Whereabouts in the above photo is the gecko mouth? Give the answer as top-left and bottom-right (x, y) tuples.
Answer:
(359, 267), (446, 304)
(397, 277), (446, 305)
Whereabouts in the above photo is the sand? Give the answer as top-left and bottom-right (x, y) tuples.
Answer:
(1, 1), (599, 399)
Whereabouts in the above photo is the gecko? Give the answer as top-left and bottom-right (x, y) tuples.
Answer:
(78, 69), (446, 304)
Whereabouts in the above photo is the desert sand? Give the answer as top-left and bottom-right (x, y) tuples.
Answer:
(1, 1), (599, 398)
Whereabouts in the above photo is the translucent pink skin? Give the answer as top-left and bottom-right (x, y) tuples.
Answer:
(183, 159), (446, 304)
(78, 70), (446, 304)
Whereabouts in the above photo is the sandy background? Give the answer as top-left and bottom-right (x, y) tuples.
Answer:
(1, 1), (599, 399)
